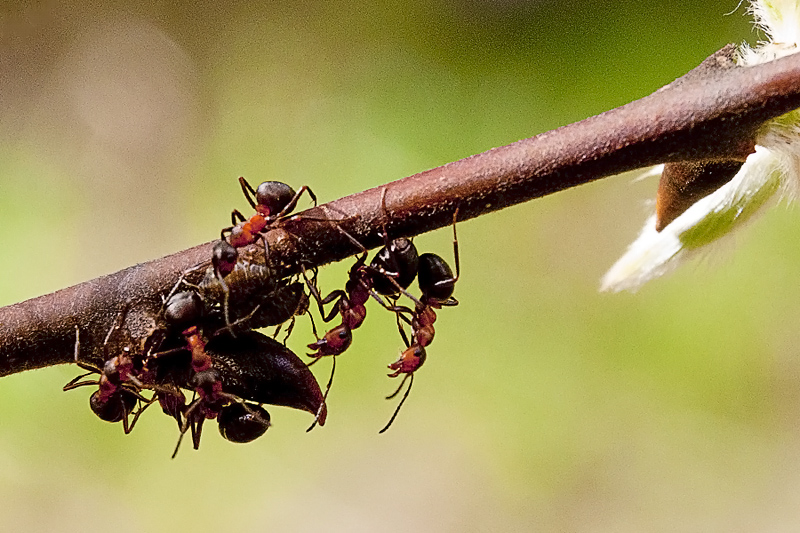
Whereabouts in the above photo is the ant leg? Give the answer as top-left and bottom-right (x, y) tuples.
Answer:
(64, 328), (103, 389)
(379, 373), (414, 434)
(161, 268), (204, 317)
(301, 265), (342, 328)
(332, 223), (370, 257)
(321, 291), (346, 323)
(102, 309), (129, 347)
(73, 326), (80, 362)
(451, 207), (460, 282)
(238, 176), (258, 211)
(280, 317), (296, 346)
(306, 310), (319, 339)
(300, 265), (326, 316)
(367, 269), (423, 308)
(395, 311), (412, 348)
(208, 262), (234, 335)
(231, 209), (247, 225)
(125, 395), (157, 434)
(307, 355), (334, 432)
(276, 185), (317, 219)
(191, 416), (206, 450)
(172, 397), (200, 459)
(212, 303), (262, 339)
(63, 372), (98, 391)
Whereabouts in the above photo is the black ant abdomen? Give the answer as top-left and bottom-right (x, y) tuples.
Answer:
(218, 402), (271, 443)
(254, 181), (298, 216)
(417, 253), (457, 304)
(89, 389), (138, 423)
(164, 291), (204, 331)
(370, 238), (420, 295)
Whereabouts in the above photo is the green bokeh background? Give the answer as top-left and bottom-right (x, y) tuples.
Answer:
(2, 1), (797, 531)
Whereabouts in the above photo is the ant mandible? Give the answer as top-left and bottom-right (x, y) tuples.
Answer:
(379, 210), (460, 433)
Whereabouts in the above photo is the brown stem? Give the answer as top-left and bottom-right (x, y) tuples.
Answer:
(3, 45), (800, 376)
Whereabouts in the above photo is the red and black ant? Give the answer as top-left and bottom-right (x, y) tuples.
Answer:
(379, 212), (460, 433)
(211, 178), (316, 328)
(304, 235), (420, 430)
(63, 324), (154, 434)
(158, 290), (274, 456)
(307, 237), (420, 357)
(221, 178), (317, 252)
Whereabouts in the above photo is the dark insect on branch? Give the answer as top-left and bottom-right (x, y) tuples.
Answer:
(2, 45), (800, 443)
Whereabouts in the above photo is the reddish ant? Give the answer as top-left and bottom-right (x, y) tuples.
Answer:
(211, 178), (316, 329)
(379, 211), (460, 433)
(221, 178), (317, 251)
(304, 235), (420, 431)
(307, 237), (420, 357)
(159, 290), (273, 456)
(63, 324), (154, 434)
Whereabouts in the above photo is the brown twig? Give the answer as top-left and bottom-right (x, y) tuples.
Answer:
(3, 45), (800, 376)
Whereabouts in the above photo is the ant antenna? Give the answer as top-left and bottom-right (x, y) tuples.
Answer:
(307, 356), (335, 432)
(378, 373), (414, 434)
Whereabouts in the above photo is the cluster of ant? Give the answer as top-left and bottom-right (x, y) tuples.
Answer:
(63, 177), (459, 456)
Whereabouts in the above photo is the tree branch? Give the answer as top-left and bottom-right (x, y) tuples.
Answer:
(3, 45), (800, 376)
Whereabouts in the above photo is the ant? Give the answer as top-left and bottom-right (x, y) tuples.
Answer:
(210, 178), (316, 329)
(307, 237), (420, 357)
(304, 234), (420, 431)
(218, 401), (271, 443)
(222, 178), (317, 248)
(63, 324), (154, 434)
(379, 210), (460, 433)
(159, 290), (273, 456)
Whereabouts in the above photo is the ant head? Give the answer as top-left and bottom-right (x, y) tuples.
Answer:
(102, 358), (119, 379)
(164, 291), (204, 331)
(218, 402), (271, 443)
(308, 324), (352, 357)
(89, 390), (136, 423)
(370, 238), (420, 295)
(255, 181), (296, 217)
(417, 253), (455, 303)
(212, 240), (238, 278)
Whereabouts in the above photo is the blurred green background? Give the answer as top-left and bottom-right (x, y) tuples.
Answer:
(2, 1), (797, 531)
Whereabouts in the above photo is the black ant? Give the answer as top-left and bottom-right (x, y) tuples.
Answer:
(379, 211), (460, 433)
(159, 290), (275, 456)
(222, 178), (316, 249)
(63, 324), (154, 434)
(218, 401), (271, 443)
(303, 235), (420, 431)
